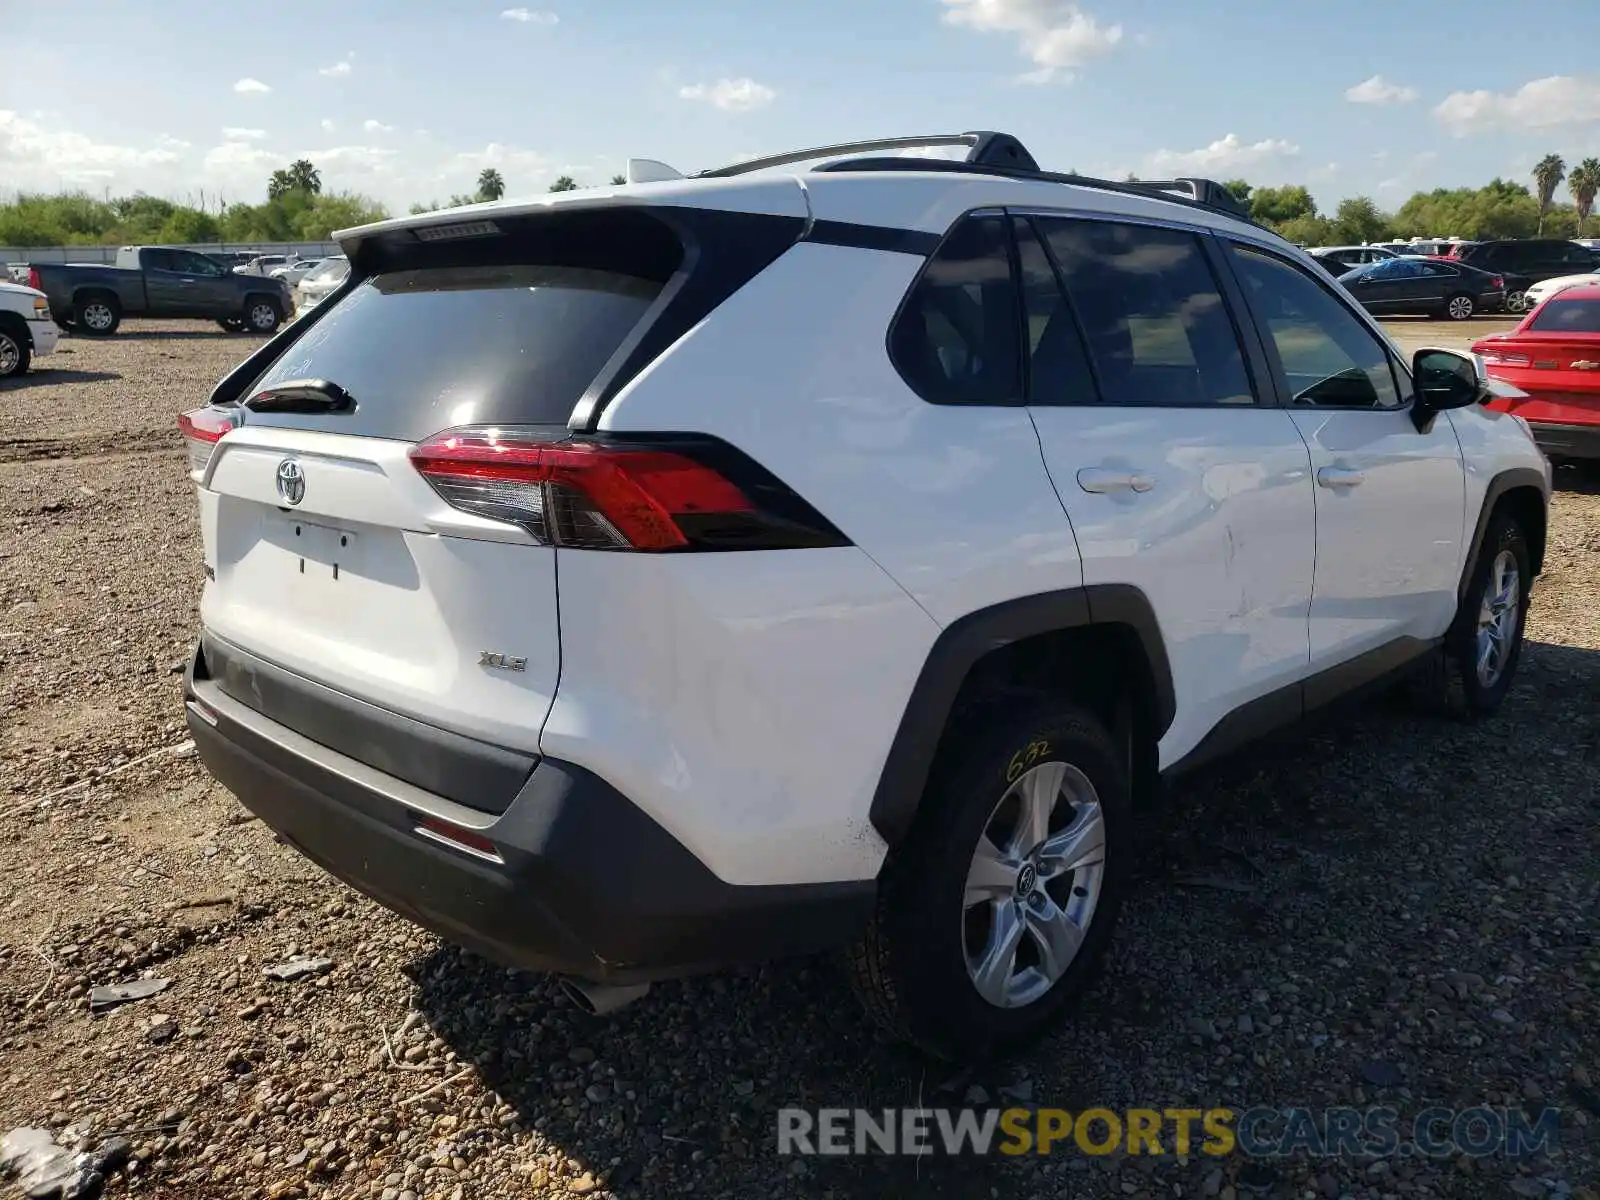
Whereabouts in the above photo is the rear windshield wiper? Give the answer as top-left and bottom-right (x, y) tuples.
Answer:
(245, 378), (356, 414)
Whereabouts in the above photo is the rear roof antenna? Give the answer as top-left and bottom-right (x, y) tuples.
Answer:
(625, 158), (684, 185)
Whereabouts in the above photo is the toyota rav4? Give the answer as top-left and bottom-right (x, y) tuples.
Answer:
(180, 132), (1551, 1063)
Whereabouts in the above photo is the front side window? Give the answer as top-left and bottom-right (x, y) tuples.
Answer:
(1034, 218), (1255, 406)
(889, 216), (1020, 405)
(1229, 243), (1402, 410)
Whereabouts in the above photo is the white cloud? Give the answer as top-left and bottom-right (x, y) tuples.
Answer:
(320, 119), (336, 133)
(500, 7), (558, 22)
(941, 0), (1122, 84)
(233, 78), (271, 94)
(0, 110), (190, 186)
(363, 119), (394, 134)
(1345, 75), (1419, 105)
(222, 127), (266, 140)
(203, 140), (281, 174)
(1143, 133), (1299, 176)
(319, 60), (353, 78)
(1434, 75), (1600, 134)
(677, 77), (776, 112)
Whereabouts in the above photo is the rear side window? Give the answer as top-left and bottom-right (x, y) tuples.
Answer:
(1035, 218), (1255, 406)
(243, 217), (680, 442)
(889, 215), (1020, 405)
(1013, 218), (1097, 405)
(1528, 298), (1600, 332)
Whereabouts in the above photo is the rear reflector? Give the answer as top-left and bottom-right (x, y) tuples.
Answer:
(413, 815), (504, 864)
(178, 407), (238, 474)
(410, 427), (847, 552)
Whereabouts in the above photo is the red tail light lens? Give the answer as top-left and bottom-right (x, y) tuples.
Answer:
(27, 268), (42, 291)
(1476, 349), (1530, 367)
(409, 427), (846, 552)
(178, 407), (238, 474)
(1492, 276), (1504, 288)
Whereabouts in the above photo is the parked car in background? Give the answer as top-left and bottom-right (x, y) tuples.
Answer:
(27, 247), (293, 335)
(293, 255), (348, 313)
(0, 276), (59, 378)
(1451, 240), (1600, 313)
(271, 259), (325, 287)
(236, 254), (296, 277)
(1308, 245), (1397, 274)
(1337, 256), (1505, 319)
(1474, 284), (1600, 461)
(1522, 269), (1600, 311)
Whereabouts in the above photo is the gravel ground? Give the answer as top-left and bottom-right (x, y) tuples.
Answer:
(1, 320), (1597, 1200)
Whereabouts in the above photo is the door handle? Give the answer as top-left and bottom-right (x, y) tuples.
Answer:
(1076, 468), (1155, 495)
(1317, 466), (1366, 489)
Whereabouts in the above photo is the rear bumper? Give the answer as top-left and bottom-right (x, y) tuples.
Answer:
(184, 644), (873, 983)
(1528, 421), (1600, 460)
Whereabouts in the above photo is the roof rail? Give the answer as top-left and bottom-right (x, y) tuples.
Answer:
(814, 155), (1253, 223)
(696, 131), (1039, 179)
(696, 131), (1252, 223)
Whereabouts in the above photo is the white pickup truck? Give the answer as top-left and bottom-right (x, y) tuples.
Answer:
(0, 278), (58, 378)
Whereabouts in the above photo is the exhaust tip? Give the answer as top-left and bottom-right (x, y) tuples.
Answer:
(558, 977), (650, 1017)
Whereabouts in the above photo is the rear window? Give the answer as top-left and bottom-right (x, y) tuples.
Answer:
(1528, 298), (1600, 333)
(244, 261), (666, 440)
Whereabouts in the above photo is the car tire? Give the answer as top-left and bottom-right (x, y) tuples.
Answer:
(217, 317), (246, 333)
(244, 298), (282, 335)
(1444, 293), (1475, 321)
(848, 700), (1129, 1063)
(1409, 512), (1530, 720)
(0, 325), (31, 378)
(74, 294), (121, 336)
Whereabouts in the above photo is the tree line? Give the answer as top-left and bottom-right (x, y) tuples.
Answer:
(7, 153), (1597, 249)
(1220, 154), (1600, 246)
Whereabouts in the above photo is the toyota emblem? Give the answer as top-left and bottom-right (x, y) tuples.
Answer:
(275, 458), (306, 506)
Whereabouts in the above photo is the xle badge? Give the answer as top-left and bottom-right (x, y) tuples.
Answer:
(479, 651), (528, 672)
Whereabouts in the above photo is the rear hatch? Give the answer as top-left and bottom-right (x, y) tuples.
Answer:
(185, 196), (805, 812)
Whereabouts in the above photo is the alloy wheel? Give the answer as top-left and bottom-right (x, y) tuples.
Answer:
(250, 303), (278, 331)
(963, 760), (1106, 1009)
(1476, 549), (1520, 688)
(82, 303), (114, 331)
(1447, 296), (1474, 320)
(1505, 291), (1527, 314)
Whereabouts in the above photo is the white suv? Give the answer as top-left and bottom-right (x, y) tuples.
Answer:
(179, 132), (1551, 1063)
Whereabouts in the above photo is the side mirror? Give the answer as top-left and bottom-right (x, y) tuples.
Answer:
(1410, 348), (1488, 431)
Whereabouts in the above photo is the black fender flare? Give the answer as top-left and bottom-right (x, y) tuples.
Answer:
(868, 584), (1174, 846)
(1457, 467), (1549, 602)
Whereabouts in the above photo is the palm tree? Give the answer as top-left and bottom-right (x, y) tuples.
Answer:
(477, 168), (505, 202)
(610, 174), (626, 186)
(1570, 158), (1600, 235)
(286, 159), (322, 195)
(1532, 154), (1566, 235)
(549, 175), (578, 193)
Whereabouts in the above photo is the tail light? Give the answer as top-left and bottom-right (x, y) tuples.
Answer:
(409, 427), (848, 552)
(177, 407), (238, 474)
(26, 267), (41, 291)
(1476, 349), (1530, 367)
(1491, 276), (1504, 289)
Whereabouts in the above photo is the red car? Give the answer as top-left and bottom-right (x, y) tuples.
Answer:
(1472, 283), (1600, 460)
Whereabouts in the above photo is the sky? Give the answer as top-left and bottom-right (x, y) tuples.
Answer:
(3, 0), (1600, 215)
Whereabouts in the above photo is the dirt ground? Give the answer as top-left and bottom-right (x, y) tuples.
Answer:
(1, 319), (1597, 1200)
